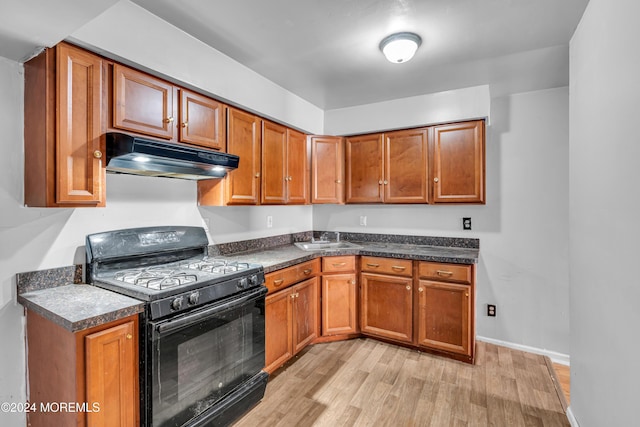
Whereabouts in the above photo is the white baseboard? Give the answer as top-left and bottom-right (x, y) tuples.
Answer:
(476, 336), (570, 365)
(567, 407), (579, 427)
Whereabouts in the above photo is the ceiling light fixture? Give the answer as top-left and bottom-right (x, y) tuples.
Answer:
(379, 32), (422, 63)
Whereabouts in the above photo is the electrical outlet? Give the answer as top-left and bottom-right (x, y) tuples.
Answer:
(487, 304), (496, 317)
(359, 215), (367, 226)
(266, 215), (273, 228)
(463, 217), (472, 230)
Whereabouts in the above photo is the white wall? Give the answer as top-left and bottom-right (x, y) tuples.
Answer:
(569, 0), (640, 425)
(315, 87), (570, 356)
(69, 0), (324, 135)
(324, 85), (491, 135)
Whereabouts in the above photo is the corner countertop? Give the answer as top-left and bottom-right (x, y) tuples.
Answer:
(18, 284), (144, 332)
(221, 241), (479, 274)
(16, 236), (478, 331)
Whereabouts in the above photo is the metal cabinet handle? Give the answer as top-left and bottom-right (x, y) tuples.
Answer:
(349, 279), (356, 285)
(126, 333), (132, 339)
(255, 173), (260, 178)
(434, 177), (439, 183)
(378, 180), (383, 185)
(392, 266), (406, 271)
(406, 285), (411, 291)
(335, 180), (342, 184)
(366, 263), (380, 268)
(418, 287), (424, 293)
(164, 116), (174, 123)
(93, 150), (102, 159)
(332, 262), (347, 267)
(465, 292), (469, 297)
(303, 269), (312, 275)
(273, 279), (284, 286)
(181, 122), (188, 128)
(436, 270), (454, 277)
(383, 180), (388, 185)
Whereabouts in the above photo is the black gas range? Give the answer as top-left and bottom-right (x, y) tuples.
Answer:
(86, 226), (268, 427)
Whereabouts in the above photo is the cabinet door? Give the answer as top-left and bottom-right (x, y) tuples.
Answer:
(345, 134), (384, 203)
(431, 120), (485, 203)
(56, 43), (104, 205)
(384, 128), (429, 203)
(261, 121), (287, 204)
(360, 273), (413, 343)
(179, 89), (225, 150)
(265, 289), (293, 373)
(292, 277), (319, 354)
(322, 273), (358, 336)
(417, 280), (471, 356)
(286, 129), (309, 204)
(226, 107), (262, 204)
(311, 136), (344, 204)
(113, 64), (176, 139)
(85, 320), (136, 427)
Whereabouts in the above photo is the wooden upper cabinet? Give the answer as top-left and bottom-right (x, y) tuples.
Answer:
(112, 64), (176, 140)
(285, 128), (309, 204)
(261, 123), (308, 205)
(345, 133), (384, 203)
(198, 107), (261, 205)
(384, 128), (429, 203)
(431, 120), (485, 204)
(178, 89), (225, 150)
(24, 42), (105, 207)
(261, 121), (287, 204)
(310, 136), (344, 204)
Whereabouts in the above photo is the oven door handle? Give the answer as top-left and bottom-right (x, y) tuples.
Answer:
(154, 286), (267, 337)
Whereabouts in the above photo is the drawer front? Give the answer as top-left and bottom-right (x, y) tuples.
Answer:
(322, 256), (356, 273)
(265, 259), (320, 293)
(418, 262), (472, 284)
(360, 256), (412, 277)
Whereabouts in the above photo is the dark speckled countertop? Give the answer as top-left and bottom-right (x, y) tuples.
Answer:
(221, 241), (479, 274)
(16, 231), (478, 331)
(18, 284), (144, 332)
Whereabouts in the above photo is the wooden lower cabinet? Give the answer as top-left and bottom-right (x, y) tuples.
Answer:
(26, 311), (138, 427)
(264, 277), (319, 373)
(360, 272), (413, 344)
(417, 280), (472, 356)
(321, 256), (358, 337)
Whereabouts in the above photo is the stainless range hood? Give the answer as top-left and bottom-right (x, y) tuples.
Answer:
(106, 132), (239, 180)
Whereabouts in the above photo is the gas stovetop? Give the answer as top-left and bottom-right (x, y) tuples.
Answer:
(86, 226), (266, 319)
(93, 256), (262, 300)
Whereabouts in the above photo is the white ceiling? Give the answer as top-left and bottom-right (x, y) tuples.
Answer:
(1, 0), (589, 110)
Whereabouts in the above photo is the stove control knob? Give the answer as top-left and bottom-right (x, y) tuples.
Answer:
(171, 296), (184, 311)
(188, 291), (200, 306)
(249, 274), (258, 286)
(238, 277), (248, 290)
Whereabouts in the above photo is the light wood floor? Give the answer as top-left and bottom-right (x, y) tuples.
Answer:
(234, 339), (570, 427)
(552, 363), (570, 406)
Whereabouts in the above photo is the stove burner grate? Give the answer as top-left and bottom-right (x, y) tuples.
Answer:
(179, 259), (252, 275)
(114, 267), (198, 290)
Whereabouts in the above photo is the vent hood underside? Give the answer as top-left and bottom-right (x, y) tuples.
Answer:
(106, 132), (239, 180)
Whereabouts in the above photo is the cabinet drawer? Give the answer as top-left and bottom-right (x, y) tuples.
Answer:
(360, 256), (412, 277)
(418, 262), (472, 284)
(265, 259), (320, 293)
(322, 256), (356, 273)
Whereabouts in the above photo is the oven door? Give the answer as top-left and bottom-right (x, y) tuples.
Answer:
(147, 286), (267, 427)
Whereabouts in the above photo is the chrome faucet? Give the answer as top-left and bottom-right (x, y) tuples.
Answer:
(335, 231), (341, 242)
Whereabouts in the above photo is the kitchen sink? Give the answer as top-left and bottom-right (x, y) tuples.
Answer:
(294, 241), (362, 251)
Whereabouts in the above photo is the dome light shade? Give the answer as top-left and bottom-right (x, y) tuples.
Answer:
(379, 32), (422, 63)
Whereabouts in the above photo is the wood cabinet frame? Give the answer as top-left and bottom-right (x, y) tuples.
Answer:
(26, 311), (139, 426)
(24, 42), (106, 207)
